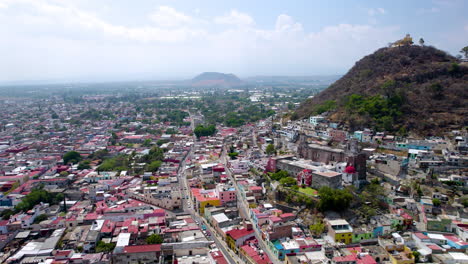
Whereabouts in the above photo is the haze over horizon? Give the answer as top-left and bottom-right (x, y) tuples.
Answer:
(0, 0), (467, 83)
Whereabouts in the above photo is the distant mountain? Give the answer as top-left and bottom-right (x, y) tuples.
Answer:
(244, 75), (341, 85)
(191, 72), (242, 87)
(295, 44), (468, 135)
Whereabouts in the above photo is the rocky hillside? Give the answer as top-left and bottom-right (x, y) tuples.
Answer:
(191, 72), (242, 87)
(295, 45), (467, 135)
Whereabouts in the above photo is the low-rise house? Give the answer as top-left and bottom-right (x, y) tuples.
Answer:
(327, 219), (353, 245)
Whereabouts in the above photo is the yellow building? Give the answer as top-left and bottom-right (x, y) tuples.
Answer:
(191, 188), (221, 214)
(379, 237), (414, 264)
(389, 246), (415, 264)
(326, 219), (353, 244)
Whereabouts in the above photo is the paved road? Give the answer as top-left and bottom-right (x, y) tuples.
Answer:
(178, 145), (244, 264)
(221, 148), (281, 264)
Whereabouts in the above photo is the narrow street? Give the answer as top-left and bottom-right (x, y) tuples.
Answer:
(221, 148), (282, 264)
(178, 143), (245, 264)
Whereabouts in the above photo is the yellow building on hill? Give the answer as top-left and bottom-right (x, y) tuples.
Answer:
(326, 219), (353, 244)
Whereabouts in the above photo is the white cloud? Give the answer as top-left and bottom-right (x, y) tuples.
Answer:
(416, 7), (440, 14)
(0, 0), (404, 80)
(214, 9), (254, 26)
(275, 14), (303, 32)
(149, 6), (193, 28)
(368, 7), (386, 16)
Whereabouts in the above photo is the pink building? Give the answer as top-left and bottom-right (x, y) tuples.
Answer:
(215, 185), (237, 205)
(296, 169), (312, 186)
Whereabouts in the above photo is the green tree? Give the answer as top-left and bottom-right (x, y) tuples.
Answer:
(156, 139), (168, 146)
(309, 220), (325, 236)
(317, 186), (353, 212)
(461, 197), (468, 208)
(95, 241), (116, 253)
(34, 214), (48, 224)
(279, 177), (297, 187)
(1, 209), (14, 220)
(63, 151), (82, 164)
(142, 138), (152, 147)
(461, 46), (468, 59)
(194, 124), (216, 138)
(412, 251), (421, 263)
(432, 198), (441, 207)
(146, 233), (164, 244)
(165, 128), (178, 134)
(77, 160), (91, 170)
(314, 100), (336, 114)
(147, 160), (162, 172)
(270, 170), (289, 181)
(265, 144), (276, 155)
(228, 152), (239, 160)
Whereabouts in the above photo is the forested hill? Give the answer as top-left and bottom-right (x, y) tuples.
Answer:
(295, 45), (468, 135)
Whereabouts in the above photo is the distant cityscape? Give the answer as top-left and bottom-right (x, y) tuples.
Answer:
(0, 65), (466, 264)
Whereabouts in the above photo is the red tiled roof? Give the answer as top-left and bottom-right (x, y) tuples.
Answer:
(414, 232), (429, 240)
(123, 244), (161, 253)
(357, 255), (377, 264)
(280, 213), (295, 218)
(55, 250), (72, 256)
(226, 228), (254, 240)
(210, 251), (228, 264)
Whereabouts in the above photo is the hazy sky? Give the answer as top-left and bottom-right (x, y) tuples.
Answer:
(0, 0), (467, 82)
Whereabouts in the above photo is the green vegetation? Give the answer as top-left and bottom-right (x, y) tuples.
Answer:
(314, 100), (336, 114)
(95, 240), (116, 253)
(142, 138), (152, 147)
(33, 214), (48, 224)
(298, 187), (318, 196)
(355, 179), (390, 220)
(461, 197), (468, 208)
(309, 220), (325, 236)
(147, 160), (163, 172)
(80, 109), (115, 120)
(97, 145), (165, 173)
(228, 152), (239, 160)
(461, 46), (468, 59)
(317, 187), (353, 212)
(344, 93), (404, 131)
(165, 128), (178, 134)
(160, 110), (189, 126)
(282, 190), (316, 208)
(265, 144), (276, 155)
(77, 160), (91, 170)
(88, 149), (109, 160)
(146, 233), (164, 244)
(194, 124), (216, 138)
(432, 198), (441, 207)
(156, 139), (169, 146)
(143, 146), (165, 162)
(0, 188), (64, 219)
(279, 177), (297, 187)
(269, 170), (289, 181)
(97, 154), (130, 172)
(412, 251), (421, 263)
(63, 151), (82, 164)
(200, 96), (276, 127)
